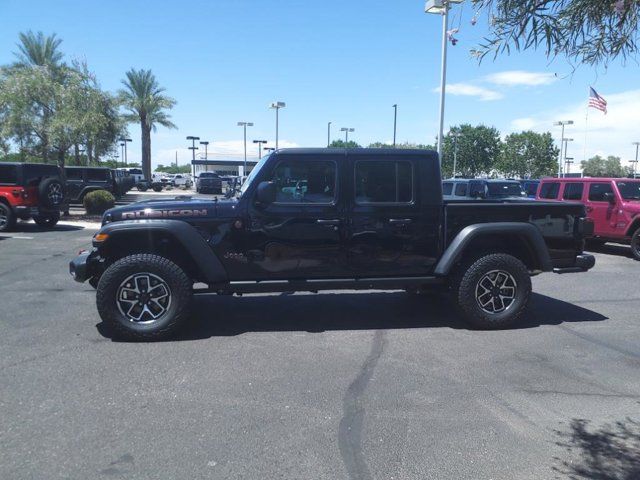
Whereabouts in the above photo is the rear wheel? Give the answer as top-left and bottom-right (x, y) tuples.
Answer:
(96, 254), (193, 341)
(631, 229), (640, 261)
(0, 203), (16, 232)
(451, 253), (531, 329)
(152, 184), (163, 192)
(33, 212), (60, 229)
(137, 184), (148, 192)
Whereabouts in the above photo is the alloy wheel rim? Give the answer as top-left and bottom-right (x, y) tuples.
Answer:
(475, 270), (518, 314)
(48, 183), (63, 204)
(0, 208), (7, 227)
(116, 273), (172, 323)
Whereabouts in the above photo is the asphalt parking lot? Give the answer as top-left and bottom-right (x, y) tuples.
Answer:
(1, 222), (639, 480)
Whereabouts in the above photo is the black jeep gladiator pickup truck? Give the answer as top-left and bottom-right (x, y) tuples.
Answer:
(70, 148), (595, 340)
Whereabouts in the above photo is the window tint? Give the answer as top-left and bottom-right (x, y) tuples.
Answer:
(454, 183), (467, 196)
(588, 182), (614, 202)
(87, 169), (110, 182)
(524, 182), (539, 196)
(539, 182), (560, 199)
(487, 182), (522, 197)
(355, 161), (413, 204)
(65, 168), (83, 180)
(22, 164), (60, 187)
(0, 165), (18, 184)
(271, 160), (336, 204)
(616, 181), (640, 200)
(442, 182), (453, 195)
(563, 183), (584, 200)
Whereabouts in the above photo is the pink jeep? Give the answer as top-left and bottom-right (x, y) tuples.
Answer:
(537, 177), (640, 260)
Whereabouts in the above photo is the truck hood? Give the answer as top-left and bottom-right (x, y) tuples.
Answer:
(102, 197), (239, 225)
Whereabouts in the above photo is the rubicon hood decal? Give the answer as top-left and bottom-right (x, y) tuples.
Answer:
(121, 208), (208, 220)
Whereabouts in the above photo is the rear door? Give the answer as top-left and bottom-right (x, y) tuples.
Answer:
(347, 154), (440, 276)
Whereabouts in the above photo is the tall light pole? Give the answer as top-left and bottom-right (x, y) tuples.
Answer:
(451, 131), (462, 178)
(425, 0), (463, 161)
(563, 138), (574, 174)
(118, 137), (132, 166)
(392, 104), (398, 147)
(199, 141), (210, 172)
(270, 102), (285, 149)
(340, 127), (355, 145)
(554, 120), (573, 177)
(632, 142), (640, 176)
(187, 136), (200, 177)
(327, 122), (332, 147)
(237, 122), (253, 176)
(253, 139), (267, 159)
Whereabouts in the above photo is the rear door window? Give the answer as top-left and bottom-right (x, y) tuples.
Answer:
(454, 183), (467, 196)
(0, 165), (18, 184)
(87, 169), (110, 182)
(355, 160), (413, 204)
(588, 182), (614, 202)
(442, 182), (453, 195)
(65, 168), (84, 180)
(563, 183), (584, 200)
(539, 182), (560, 199)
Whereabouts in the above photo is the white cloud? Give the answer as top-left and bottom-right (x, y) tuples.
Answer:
(506, 89), (640, 170)
(485, 70), (557, 87)
(434, 83), (503, 101)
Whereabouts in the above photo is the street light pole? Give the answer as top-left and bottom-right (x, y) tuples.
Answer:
(451, 131), (462, 177)
(186, 136), (200, 177)
(237, 122), (253, 176)
(270, 102), (285, 149)
(632, 142), (640, 176)
(563, 138), (574, 174)
(340, 127), (355, 145)
(327, 122), (332, 147)
(118, 137), (132, 166)
(425, 0), (462, 161)
(393, 104), (398, 147)
(553, 120), (573, 177)
(253, 140), (267, 159)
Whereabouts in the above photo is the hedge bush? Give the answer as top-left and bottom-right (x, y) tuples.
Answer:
(83, 190), (115, 215)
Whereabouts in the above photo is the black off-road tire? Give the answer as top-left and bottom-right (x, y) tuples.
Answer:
(38, 177), (65, 208)
(152, 184), (163, 192)
(631, 229), (640, 261)
(451, 253), (531, 329)
(33, 212), (60, 229)
(96, 254), (193, 341)
(0, 202), (16, 232)
(137, 184), (148, 192)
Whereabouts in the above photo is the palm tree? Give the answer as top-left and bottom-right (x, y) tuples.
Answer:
(14, 31), (63, 68)
(119, 69), (176, 179)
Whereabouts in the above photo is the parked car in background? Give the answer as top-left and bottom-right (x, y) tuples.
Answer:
(64, 166), (133, 203)
(443, 178), (525, 200)
(537, 177), (640, 259)
(520, 180), (540, 198)
(172, 174), (193, 188)
(196, 172), (223, 194)
(0, 162), (66, 231)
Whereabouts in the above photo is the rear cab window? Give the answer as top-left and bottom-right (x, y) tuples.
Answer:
(355, 160), (413, 204)
(0, 164), (18, 185)
(563, 183), (584, 200)
(539, 182), (560, 199)
(87, 169), (110, 182)
(22, 164), (60, 187)
(454, 183), (467, 197)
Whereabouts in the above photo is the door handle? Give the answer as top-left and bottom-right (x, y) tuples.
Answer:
(388, 218), (413, 225)
(586, 206), (594, 213)
(316, 219), (341, 226)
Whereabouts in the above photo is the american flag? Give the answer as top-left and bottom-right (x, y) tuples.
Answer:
(588, 87), (607, 114)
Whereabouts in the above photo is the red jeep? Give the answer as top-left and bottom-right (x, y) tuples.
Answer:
(0, 163), (67, 232)
(537, 177), (640, 260)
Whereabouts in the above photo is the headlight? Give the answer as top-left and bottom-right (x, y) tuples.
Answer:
(102, 212), (113, 225)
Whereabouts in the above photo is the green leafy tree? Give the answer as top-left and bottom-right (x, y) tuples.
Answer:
(368, 141), (434, 149)
(156, 164), (192, 174)
(581, 155), (628, 177)
(441, 124), (501, 178)
(329, 139), (361, 148)
(119, 69), (177, 180)
(497, 131), (558, 178)
(471, 0), (639, 66)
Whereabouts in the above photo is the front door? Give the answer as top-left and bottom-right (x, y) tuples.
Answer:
(347, 156), (440, 276)
(235, 154), (349, 280)
(586, 181), (618, 237)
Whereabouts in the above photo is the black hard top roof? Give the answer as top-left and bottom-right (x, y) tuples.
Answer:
(274, 147), (438, 158)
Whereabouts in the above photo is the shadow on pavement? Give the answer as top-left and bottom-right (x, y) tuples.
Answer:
(12, 222), (85, 232)
(552, 417), (640, 480)
(97, 291), (608, 341)
(586, 242), (636, 260)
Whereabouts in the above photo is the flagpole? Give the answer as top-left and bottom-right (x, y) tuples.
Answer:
(583, 104), (589, 165)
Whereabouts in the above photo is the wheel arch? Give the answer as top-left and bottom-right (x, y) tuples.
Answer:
(96, 220), (227, 284)
(434, 222), (553, 276)
(626, 216), (640, 237)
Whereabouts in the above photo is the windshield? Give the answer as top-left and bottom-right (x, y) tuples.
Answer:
(617, 181), (640, 200)
(487, 182), (523, 197)
(239, 154), (270, 197)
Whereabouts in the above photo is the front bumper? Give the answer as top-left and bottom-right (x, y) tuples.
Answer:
(553, 254), (596, 274)
(69, 252), (92, 283)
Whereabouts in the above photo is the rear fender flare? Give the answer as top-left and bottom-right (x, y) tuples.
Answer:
(96, 219), (227, 283)
(434, 222), (553, 276)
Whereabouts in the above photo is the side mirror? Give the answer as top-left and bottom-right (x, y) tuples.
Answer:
(255, 181), (276, 205)
(604, 192), (616, 204)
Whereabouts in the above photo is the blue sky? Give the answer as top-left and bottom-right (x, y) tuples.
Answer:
(1, 0), (637, 169)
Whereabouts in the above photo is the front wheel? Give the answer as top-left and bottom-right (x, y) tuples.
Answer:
(96, 254), (193, 341)
(33, 212), (60, 229)
(137, 184), (148, 192)
(451, 253), (531, 329)
(631, 229), (640, 261)
(152, 185), (163, 192)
